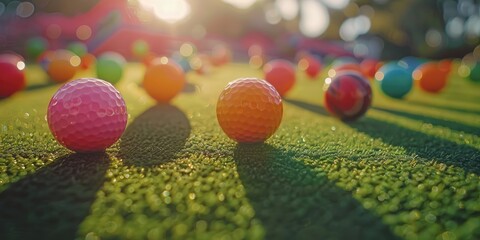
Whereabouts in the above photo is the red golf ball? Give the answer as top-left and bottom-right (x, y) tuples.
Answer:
(264, 59), (296, 96)
(0, 57), (26, 98)
(298, 56), (322, 79)
(324, 72), (372, 121)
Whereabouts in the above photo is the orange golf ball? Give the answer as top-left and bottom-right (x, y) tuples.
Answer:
(47, 50), (79, 83)
(143, 58), (186, 102)
(216, 78), (283, 143)
(413, 62), (448, 93)
(47, 59), (77, 83)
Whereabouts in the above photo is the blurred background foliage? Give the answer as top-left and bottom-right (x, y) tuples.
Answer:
(0, 0), (479, 59)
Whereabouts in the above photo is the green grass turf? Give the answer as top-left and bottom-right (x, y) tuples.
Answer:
(0, 62), (479, 239)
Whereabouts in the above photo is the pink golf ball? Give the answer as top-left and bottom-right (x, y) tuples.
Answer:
(47, 78), (128, 152)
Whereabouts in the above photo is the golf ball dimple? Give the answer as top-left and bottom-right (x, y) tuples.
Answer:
(216, 78), (283, 143)
(47, 78), (127, 152)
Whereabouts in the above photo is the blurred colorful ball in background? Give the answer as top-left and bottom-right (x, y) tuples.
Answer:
(131, 40), (150, 59)
(398, 56), (426, 74)
(172, 52), (191, 73)
(96, 52), (126, 84)
(0, 54), (26, 98)
(47, 50), (80, 83)
(360, 59), (382, 79)
(0, 52), (25, 67)
(413, 62), (448, 93)
(190, 54), (211, 75)
(324, 71), (372, 121)
(375, 63), (413, 99)
(264, 59), (296, 96)
(438, 59), (453, 75)
(179, 42), (197, 59)
(67, 42), (88, 57)
(25, 37), (48, 60)
(143, 57), (186, 103)
(298, 55), (322, 79)
(468, 62), (480, 83)
(210, 45), (232, 67)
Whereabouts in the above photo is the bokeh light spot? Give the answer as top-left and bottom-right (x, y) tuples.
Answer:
(412, 70), (422, 81)
(139, 0), (191, 23)
(340, 15), (371, 41)
(70, 56), (81, 67)
(328, 69), (336, 78)
(46, 24), (62, 39)
(322, 0), (350, 10)
(249, 55), (264, 69)
(458, 64), (471, 77)
(276, 0), (298, 21)
(446, 17), (464, 38)
(265, 3), (281, 24)
(16, 2), (34, 18)
(76, 25), (92, 40)
(190, 57), (202, 70)
(223, 0), (257, 9)
(300, 0), (330, 38)
(465, 15), (480, 36)
(473, 45), (480, 60)
(375, 72), (384, 81)
(425, 29), (442, 48)
(6, 1), (20, 13)
(160, 56), (169, 64)
(298, 59), (308, 71)
(180, 43), (194, 58)
(16, 61), (25, 71)
(359, 5), (375, 17)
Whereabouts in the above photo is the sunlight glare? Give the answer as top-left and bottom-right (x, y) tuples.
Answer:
(300, 0), (330, 37)
(276, 0), (299, 21)
(223, 0), (257, 9)
(322, 0), (350, 10)
(139, 0), (191, 23)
